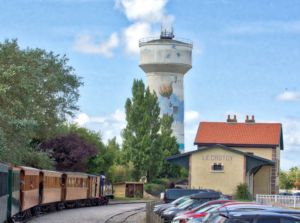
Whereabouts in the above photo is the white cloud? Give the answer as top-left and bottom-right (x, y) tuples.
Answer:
(123, 22), (156, 54)
(74, 113), (90, 125)
(73, 109), (126, 143)
(74, 33), (119, 57)
(184, 123), (199, 152)
(277, 91), (300, 102)
(185, 110), (200, 123)
(116, 0), (174, 55)
(184, 110), (201, 152)
(115, 0), (169, 23)
(282, 118), (300, 151)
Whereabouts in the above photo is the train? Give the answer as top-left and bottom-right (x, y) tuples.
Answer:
(0, 162), (113, 223)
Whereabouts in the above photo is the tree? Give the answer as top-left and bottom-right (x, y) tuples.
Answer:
(0, 40), (82, 166)
(279, 171), (293, 190)
(122, 79), (162, 181)
(40, 133), (97, 172)
(159, 115), (181, 178)
(106, 137), (123, 165)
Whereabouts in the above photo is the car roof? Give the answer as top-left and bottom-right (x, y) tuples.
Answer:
(219, 204), (275, 211)
(264, 208), (300, 214)
(190, 191), (221, 199)
(227, 211), (300, 219)
(190, 200), (233, 212)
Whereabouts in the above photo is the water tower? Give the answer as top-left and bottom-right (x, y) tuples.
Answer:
(139, 28), (193, 153)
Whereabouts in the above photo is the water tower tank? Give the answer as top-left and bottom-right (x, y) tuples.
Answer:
(139, 29), (193, 152)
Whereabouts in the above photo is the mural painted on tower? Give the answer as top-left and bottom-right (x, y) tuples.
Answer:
(148, 73), (185, 152)
(139, 30), (193, 153)
(158, 82), (184, 124)
(158, 82), (184, 151)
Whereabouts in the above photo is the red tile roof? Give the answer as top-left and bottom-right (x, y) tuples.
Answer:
(194, 122), (282, 147)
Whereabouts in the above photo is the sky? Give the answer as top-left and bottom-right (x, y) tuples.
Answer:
(0, 0), (300, 170)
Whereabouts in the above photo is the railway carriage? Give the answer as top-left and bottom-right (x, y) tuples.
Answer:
(40, 170), (62, 205)
(0, 162), (9, 223)
(62, 172), (89, 207)
(0, 163), (114, 222)
(19, 166), (40, 216)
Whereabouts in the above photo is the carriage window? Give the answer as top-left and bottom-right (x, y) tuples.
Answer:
(0, 172), (8, 196)
(211, 163), (224, 172)
(13, 172), (20, 191)
(24, 175), (39, 190)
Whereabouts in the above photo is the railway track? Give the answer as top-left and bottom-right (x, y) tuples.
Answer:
(104, 207), (145, 223)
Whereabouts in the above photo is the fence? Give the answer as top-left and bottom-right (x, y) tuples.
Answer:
(146, 201), (165, 223)
(256, 194), (300, 208)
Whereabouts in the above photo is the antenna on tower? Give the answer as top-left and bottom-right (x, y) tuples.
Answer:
(160, 25), (175, 39)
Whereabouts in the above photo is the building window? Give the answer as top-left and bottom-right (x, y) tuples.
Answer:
(211, 163), (224, 172)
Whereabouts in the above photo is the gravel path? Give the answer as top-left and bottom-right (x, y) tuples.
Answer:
(27, 203), (146, 223)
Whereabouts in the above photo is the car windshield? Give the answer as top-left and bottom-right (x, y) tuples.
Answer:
(172, 196), (189, 205)
(192, 202), (209, 211)
(177, 199), (194, 209)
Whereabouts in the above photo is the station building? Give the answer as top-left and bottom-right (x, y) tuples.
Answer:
(167, 115), (283, 196)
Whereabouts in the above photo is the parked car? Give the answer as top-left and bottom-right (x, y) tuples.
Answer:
(162, 198), (204, 222)
(279, 192), (293, 196)
(161, 192), (221, 222)
(154, 195), (191, 215)
(200, 202), (275, 223)
(293, 192), (300, 196)
(172, 203), (222, 223)
(202, 211), (300, 223)
(172, 200), (233, 223)
(174, 202), (258, 223)
(164, 189), (215, 203)
(259, 208), (300, 218)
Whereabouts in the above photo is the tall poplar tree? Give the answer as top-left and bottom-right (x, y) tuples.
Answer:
(122, 79), (162, 181)
(159, 115), (181, 178)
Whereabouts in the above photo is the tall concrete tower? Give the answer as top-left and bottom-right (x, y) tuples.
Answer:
(139, 28), (193, 153)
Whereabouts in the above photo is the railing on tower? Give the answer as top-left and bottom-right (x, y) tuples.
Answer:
(139, 37), (193, 47)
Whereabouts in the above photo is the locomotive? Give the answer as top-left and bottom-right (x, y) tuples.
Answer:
(0, 162), (113, 222)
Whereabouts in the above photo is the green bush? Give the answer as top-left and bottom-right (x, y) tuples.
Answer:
(151, 178), (170, 185)
(22, 148), (55, 170)
(144, 183), (165, 196)
(235, 183), (251, 200)
(107, 163), (134, 183)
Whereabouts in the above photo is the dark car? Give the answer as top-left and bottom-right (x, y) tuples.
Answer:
(261, 208), (300, 218)
(294, 192), (300, 197)
(201, 203), (276, 223)
(161, 191), (221, 222)
(164, 189), (215, 203)
(279, 192), (293, 196)
(202, 211), (300, 223)
(154, 195), (191, 215)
